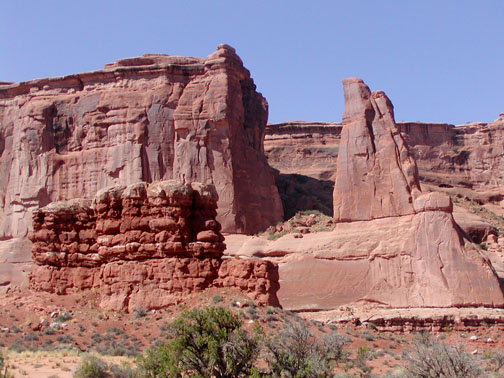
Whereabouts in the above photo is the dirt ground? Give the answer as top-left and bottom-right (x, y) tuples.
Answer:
(2, 288), (504, 377)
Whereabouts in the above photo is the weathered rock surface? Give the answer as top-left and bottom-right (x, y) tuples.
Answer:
(229, 79), (504, 311)
(398, 116), (504, 190)
(333, 78), (421, 222)
(0, 44), (282, 248)
(265, 118), (504, 223)
(264, 121), (341, 181)
(226, 200), (504, 310)
(266, 118), (504, 192)
(29, 181), (280, 311)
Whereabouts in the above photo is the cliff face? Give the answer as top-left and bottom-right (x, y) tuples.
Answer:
(29, 181), (280, 311)
(236, 79), (504, 311)
(398, 117), (504, 190)
(0, 44), (282, 242)
(266, 118), (504, 192)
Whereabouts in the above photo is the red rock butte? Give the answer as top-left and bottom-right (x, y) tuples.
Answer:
(2, 46), (504, 314)
(0, 44), (282, 238)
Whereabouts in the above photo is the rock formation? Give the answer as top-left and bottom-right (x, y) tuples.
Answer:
(0, 45), (283, 292)
(264, 121), (341, 180)
(398, 116), (504, 190)
(228, 79), (504, 311)
(0, 44), (282, 242)
(265, 120), (504, 240)
(333, 78), (421, 222)
(29, 181), (280, 311)
(266, 118), (504, 193)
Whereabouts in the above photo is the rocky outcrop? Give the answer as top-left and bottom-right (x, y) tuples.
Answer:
(398, 116), (504, 190)
(227, 196), (504, 310)
(266, 118), (504, 192)
(29, 181), (280, 311)
(230, 79), (504, 311)
(0, 44), (282, 245)
(333, 78), (421, 222)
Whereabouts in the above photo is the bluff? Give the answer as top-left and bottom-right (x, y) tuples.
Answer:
(228, 79), (504, 311)
(29, 181), (280, 311)
(0, 44), (282, 239)
(266, 118), (504, 192)
(265, 115), (504, 241)
(0, 45), (283, 291)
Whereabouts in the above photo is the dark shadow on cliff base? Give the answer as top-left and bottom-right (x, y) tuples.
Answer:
(275, 173), (334, 220)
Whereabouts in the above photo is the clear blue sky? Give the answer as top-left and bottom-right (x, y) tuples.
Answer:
(2, 1), (503, 124)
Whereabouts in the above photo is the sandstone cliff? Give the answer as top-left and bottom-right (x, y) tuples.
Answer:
(333, 78), (421, 222)
(266, 118), (504, 192)
(230, 79), (504, 310)
(0, 44), (282, 242)
(265, 114), (504, 241)
(29, 181), (280, 311)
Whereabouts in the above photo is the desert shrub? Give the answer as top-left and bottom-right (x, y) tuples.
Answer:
(73, 355), (108, 378)
(133, 307), (148, 319)
(404, 335), (481, 377)
(55, 311), (73, 323)
(138, 306), (259, 378)
(267, 231), (288, 241)
(265, 320), (348, 377)
(43, 327), (56, 335)
(0, 350), (9, 378)
(212, 294), (223, 304)
(108, 363), (138, 378)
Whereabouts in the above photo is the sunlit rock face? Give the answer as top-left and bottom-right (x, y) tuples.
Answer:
(29, 181), (280, 311)
(0, 44), (282, 240)
(0, 45), (283, 291)
(233, 79), (504, 311)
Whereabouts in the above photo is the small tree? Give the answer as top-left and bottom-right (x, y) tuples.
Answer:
(138, 306), (259, 378)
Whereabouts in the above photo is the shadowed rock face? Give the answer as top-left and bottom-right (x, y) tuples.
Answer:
(29, 181), (280, 311)
(333, 78), (421, 222)
(0, 44), (282, 240)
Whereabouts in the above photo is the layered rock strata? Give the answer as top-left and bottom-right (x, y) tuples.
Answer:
(0, 44), (282, 243)
(266, 118), (504, 192)
(29, 181), (279, 311)
(230, 79), (504, 310)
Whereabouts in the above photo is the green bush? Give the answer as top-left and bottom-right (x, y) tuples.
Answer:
(267, 231), (287, 241)
(55, 311), (73, 323)
(138, 306), (259, 378)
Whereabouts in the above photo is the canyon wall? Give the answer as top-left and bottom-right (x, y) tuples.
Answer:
(265, 117), (504, 192)
(29, 181), (279, 311)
